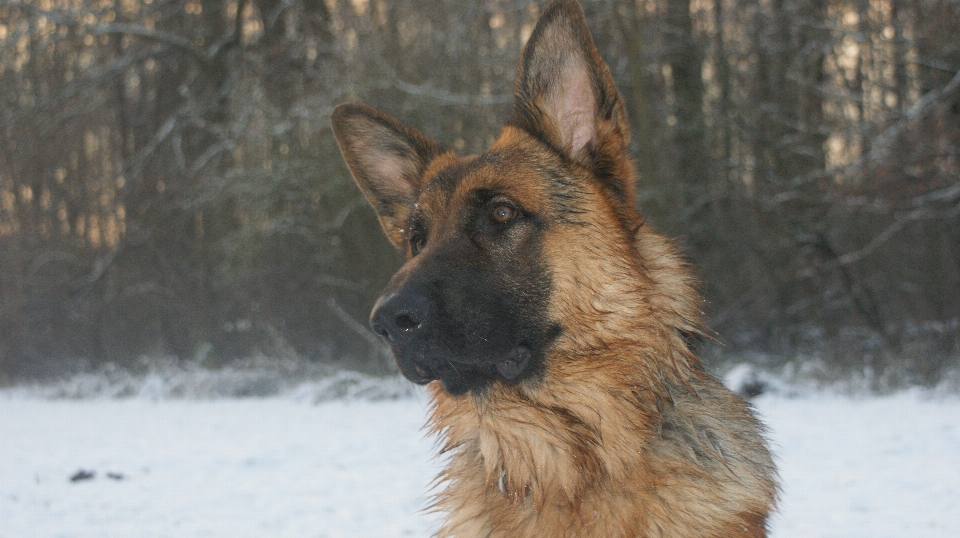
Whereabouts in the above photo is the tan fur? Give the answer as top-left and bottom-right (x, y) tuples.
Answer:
(425, 145), (777, 536)
(331, 1), (777, 536)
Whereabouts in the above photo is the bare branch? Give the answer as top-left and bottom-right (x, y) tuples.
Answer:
(373, 62), (512, 106)
(326, 297), (394, 371)
(87, 23), (208, 62)
(389, 76), (514, 106)
(867, 68), (960, 168)
(831, 197), (960, 267)
(9, 3), (209, 62)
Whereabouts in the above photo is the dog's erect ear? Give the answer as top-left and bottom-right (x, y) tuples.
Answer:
(331, 103), (444, 246)
(511, 0), (634, 206)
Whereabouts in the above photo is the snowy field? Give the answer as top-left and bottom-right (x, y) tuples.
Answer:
(2, 385), (959, 537)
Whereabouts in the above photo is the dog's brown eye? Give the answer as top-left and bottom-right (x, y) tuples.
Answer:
(411, 235), (426, 255)
(491, 204), (516, 224)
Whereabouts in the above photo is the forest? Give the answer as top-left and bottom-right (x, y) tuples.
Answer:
(1, 0), (958, 385)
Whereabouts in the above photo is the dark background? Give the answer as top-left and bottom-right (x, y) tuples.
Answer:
(1, 0), (958, 386)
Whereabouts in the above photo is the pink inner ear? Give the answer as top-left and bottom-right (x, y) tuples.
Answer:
(363, 152), (417, 201)
(547, 58), (597, 156)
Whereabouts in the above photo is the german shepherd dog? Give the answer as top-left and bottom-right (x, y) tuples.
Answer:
(331, 1), (777, 536)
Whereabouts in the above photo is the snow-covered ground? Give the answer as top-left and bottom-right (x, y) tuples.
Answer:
(762, 393), (960, 537)
(2, 386), (959, 537)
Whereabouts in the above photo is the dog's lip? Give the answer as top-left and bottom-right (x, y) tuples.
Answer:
(398, 345), (533, 386)
(410, 362), (432, 383)
(396, 359), (434, 384)
(495, 346), (531, 381)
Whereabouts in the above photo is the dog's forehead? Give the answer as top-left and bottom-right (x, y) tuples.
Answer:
(419, 147), (553, 215)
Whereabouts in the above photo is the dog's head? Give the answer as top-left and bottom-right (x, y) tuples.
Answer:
(331, 0), (687, 395)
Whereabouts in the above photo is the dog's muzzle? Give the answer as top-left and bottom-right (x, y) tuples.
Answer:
(369, 287), (536, 394)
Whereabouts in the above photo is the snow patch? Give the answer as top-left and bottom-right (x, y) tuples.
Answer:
(2, 358), (413, 402)
(1, 393), (958, 537)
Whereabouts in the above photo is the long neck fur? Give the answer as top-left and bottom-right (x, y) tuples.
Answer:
(425, 230), (776, 538)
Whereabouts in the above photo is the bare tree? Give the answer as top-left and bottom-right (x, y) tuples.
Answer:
(1, 0), (957, 384)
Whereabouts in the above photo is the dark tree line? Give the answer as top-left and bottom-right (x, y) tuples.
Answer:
(1, 0), (958, 383)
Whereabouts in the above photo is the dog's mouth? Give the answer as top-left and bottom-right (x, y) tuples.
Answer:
(410, 362), (431, 383)
(399, 345), (534, 394)
(493, 346), (532, 380)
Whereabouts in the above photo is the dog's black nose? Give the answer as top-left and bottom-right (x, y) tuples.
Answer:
(370, 291), (429, 344)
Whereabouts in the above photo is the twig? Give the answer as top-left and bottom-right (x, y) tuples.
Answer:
(325, 297), (394, 371)
(867, 68), (960, 167)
